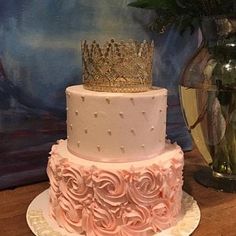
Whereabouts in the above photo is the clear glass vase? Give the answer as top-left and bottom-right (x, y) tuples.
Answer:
(180, 17), (236, 192)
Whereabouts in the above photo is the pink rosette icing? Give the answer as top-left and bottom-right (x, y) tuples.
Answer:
(82, 201), (119, 236)
(92, 169), (127, 208)
(55, 195), (83, 233)
(59, 160), (93, 206)
(47, 146), (63, 218)
(120, 204), (152, 236)
(161, 157), (183, 210)
(47, 141), (184, 236)
(47, 145), (61, 192)
(157, 157), (183, 219)
(51, 159), (94, 234)
(168, 157), (183, 189)
(125, 167), (163, 207)
(149, 199), (173, 232)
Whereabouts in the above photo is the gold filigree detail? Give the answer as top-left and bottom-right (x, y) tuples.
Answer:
(81, 39), (154, 93)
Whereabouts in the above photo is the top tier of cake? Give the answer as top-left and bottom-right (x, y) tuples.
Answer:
(66, 85), (167, 163)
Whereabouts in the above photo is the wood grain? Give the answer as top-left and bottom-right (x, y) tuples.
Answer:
(0, 151), (236, 236)
(0, 182), (49, 236)
(183, 151), (236, 236)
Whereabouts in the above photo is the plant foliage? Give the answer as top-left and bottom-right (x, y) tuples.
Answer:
(128, 0), (236, 33)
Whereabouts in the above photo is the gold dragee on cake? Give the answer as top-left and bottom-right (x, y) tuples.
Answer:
(81, 39), (154, 93)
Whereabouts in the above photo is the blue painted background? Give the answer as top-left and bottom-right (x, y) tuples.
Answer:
(0, 0), (198, 188)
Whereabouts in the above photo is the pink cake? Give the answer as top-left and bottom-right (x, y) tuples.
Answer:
(47, 39), (184, 236)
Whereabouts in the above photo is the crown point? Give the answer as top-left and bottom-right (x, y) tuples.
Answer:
(107, 129), (112, 135)
(97, 145), (101, 151)
(160, 109), (162, 112)
(75, 110), (79, 115)
(70, 124), (73, 130)
(152, 96), (155, 100)
(81, 96), (85, 102)
(151, 126), (155, 131)
(77, 141), (80, 147)
(94, 112), (98, 118)
(66, 107), (69, 111)
(142, 111), (146, 115)
(141, 144), (145, 148)
(84, 129), (88, 134)
(67, 135), (69, 140)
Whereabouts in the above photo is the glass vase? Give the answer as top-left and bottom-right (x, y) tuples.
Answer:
(180, 17), (236, 192)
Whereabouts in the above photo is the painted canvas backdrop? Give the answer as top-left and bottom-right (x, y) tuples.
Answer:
(0, 0), (197, 189)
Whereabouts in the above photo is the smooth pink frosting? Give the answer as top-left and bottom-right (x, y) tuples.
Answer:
(66, 85), (167, 163)
(47, 140), (183, 236)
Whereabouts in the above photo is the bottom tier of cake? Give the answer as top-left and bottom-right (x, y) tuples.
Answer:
(47, 140), (184, 236)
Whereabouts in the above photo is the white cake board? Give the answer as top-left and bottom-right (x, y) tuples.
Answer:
(27, 189), (200, 236)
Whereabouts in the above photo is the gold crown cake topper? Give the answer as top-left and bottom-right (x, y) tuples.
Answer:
(81, 39), (154, 93)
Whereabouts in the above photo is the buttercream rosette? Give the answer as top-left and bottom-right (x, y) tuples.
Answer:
(47, 142), (183, 235)
(82, 201), (120, 236)
(47, 145), (63, 218)
(92, 168), (128, 210)
(125, 165), (164, 207)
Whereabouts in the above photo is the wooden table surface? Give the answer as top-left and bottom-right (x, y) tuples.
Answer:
(0, 150), (236, 236)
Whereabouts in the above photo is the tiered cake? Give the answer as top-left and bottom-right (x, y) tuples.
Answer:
(47, 39), (184, 236)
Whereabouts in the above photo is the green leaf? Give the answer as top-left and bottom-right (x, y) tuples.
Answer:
(128, 0), (236, 35)
(149, 14), (177, 33)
